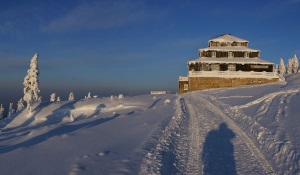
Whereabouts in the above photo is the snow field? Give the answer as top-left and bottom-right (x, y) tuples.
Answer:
(0, 95), (176, 175)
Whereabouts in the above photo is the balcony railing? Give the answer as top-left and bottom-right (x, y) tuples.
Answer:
(189, 70), (280, 79)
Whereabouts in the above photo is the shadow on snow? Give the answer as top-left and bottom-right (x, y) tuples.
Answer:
(202, 123), (237, 175)
(0, 103), (114, 154)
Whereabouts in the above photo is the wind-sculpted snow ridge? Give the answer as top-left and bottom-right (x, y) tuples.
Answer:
(232, 89), (299, 110)
(139, 97), (190, 174)
(207, 92), (300, 175)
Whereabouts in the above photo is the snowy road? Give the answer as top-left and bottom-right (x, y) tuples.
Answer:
(140, 95), (277, 174)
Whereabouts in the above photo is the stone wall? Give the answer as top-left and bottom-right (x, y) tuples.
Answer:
(186, 77), (279, 92)
(179, 80), (189, 94)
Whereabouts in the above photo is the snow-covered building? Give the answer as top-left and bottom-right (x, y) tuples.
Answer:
(179, 34), (280, 93)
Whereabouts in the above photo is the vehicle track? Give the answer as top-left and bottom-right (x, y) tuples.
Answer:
(140, 95), (277, 174)
(184, 95), (276, 175)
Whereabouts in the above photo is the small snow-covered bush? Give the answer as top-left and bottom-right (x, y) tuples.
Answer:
(164, 99), (171, 104)
(153, 96), (157, 99)
(50, 93), (56, 102)
(0, 104), (4, 119)
(68, 92), (74, 101)
(8, 103), (15, 117)
(118, 94), (124, 99)
(87, 92), (92, 99)
(17, 98), (25, 112)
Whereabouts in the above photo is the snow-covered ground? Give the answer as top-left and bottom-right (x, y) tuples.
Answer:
(1, 74), (300, 174)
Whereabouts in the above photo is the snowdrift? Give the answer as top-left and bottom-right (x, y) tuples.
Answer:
(0, 95), (176, 175)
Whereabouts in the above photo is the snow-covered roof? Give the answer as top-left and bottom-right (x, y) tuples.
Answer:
(189, 57), (273, 65)
(179, 76), (188, 81)
(209, 34), (248, 43)
(200, 46), (259, 52)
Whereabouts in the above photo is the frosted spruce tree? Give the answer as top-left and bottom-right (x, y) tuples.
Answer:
(57, 96), (61, 102)
(0, 104), (4, 119)
(8, 103), (14, 117)
(68, 92), (75, 101)
(17, 98), (25, 112)
(275, 64), (279, 73)
(287, 59), (293, 74)
(50, 93), (56, 102)
(23, 53), (40, 110)
(87, 92), (91, 99)
(279, 58), (286, 76)
(293, 54), (299, 73)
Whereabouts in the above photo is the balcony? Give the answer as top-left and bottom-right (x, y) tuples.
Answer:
(188, 70), (279, 79)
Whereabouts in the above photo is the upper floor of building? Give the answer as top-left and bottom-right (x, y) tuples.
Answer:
(199, 34), (260, 59)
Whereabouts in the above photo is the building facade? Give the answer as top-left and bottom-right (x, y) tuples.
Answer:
(179, 34), (281, 93)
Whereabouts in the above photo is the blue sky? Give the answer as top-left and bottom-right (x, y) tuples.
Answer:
(1, 0), (300, 107)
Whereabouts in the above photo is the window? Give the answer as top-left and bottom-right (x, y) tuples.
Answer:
(211, 64), (220, 71)
(184, 84), (188, 90)
(228, 64), (236, 71)
(244, 52), (249, 58)
(212, 51), (216, 58)
(228, 52), (233, 58)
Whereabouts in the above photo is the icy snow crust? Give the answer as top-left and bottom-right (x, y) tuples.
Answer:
(1, 74), (300, 174)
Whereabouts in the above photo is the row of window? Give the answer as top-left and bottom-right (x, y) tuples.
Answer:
(201, 51), (258, 58)
(189, 63), (273, 72)
(209, 42), (248, 47)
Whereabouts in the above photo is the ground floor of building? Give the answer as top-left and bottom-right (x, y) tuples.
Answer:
(179, 77), (279, 94)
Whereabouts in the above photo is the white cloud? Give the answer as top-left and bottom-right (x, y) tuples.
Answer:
(42, 1), (159, 33)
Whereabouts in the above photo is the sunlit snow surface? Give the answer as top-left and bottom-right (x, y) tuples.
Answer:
(1, 74), (300, 174)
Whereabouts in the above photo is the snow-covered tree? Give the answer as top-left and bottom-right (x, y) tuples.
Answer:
(118, 94), (124, 99)
(87, 92), (91, 99)
(57, 96), (61, 102)
(0, 104), (4, 119)
(293, 54), (299, 73)
(50, 93), (56, 102)
(17, 98), (25, 112)
(279, 58), (286, 75)
(68, 92), (75, 101)
(274, 64), (279, 73)
(287, 58), (293, 74)
(8, 103), (14, 117)
(23, 53), (40, 110)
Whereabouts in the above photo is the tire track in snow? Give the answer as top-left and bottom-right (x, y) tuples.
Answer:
(201, 97), (277, 175)
(181, 99), (201, 174)
(139, 97), (190, 175)
(186, 95), (270, 174)
(140, 95), (277, 174)
(215, 95), (300, 174)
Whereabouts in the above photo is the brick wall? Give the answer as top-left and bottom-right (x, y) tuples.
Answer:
(187, 77), (279, 92)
